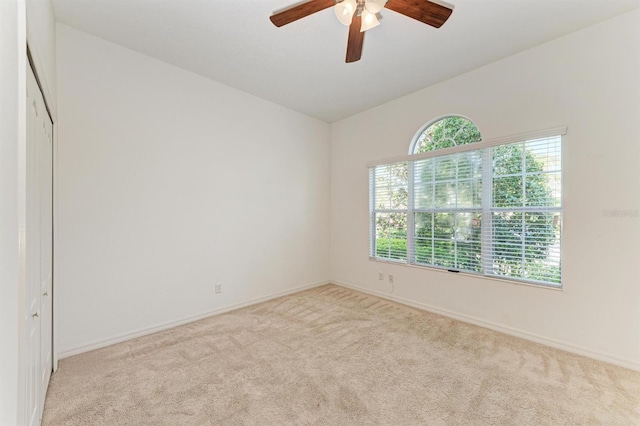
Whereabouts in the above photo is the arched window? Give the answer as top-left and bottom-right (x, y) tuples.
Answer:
(410, 116), (482, 154)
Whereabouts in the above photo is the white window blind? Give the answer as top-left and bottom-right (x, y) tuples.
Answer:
(370, 162), (408, 261)
(413, 149), (483, 271)
(369, 134), (562, 287)
(487, 136), (562, 285)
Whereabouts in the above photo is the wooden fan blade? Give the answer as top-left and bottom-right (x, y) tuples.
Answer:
(346, 15), (364, 63)
(270, 0), (336, 27)
(385, 0), (453, 28)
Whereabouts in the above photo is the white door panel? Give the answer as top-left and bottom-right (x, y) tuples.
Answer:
(38, 98), (53, 411)
(26, 67), (41, 426)
(26, 63), (53, 426)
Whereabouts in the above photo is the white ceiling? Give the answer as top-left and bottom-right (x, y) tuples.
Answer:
(52, 0), (640, 122)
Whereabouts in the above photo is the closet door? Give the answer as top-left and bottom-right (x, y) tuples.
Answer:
(25, 62), (53, 426)
(25, 61), (42, 426)
(37, 78), (53, 413)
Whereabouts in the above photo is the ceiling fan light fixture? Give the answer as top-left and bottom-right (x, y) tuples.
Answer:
(360, 9), (380, 32)
(334, 0), (357, 26)
(270, 0), (454, 63)
(364, 0), (386, 14)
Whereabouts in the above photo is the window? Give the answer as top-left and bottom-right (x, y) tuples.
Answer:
(371, 162), (408, 261)
(411, 116), (482, 153)
(370, 117), (563, 287)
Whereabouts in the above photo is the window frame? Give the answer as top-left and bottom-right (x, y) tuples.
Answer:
(369, 125), (565, 289)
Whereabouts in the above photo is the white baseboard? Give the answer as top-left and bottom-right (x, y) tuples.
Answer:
(57, 280), (330, 360)
(57, 278), (639, 372)
(333, 280), (640, 372)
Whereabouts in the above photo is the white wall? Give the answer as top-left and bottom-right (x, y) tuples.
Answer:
(330, 10), (640, 369)
(0, 2), (26, 423)
(56, 24), (330, 356)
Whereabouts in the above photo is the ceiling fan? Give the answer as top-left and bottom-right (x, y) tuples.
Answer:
(270, 0), (453, 63)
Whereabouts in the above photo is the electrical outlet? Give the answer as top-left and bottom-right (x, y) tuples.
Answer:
(215, 283), (222, 294)
(378, 272), (384, 281)
(388, 274), (394, 284)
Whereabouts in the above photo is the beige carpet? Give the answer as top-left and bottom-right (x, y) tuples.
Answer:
(43, 284), (640, 425)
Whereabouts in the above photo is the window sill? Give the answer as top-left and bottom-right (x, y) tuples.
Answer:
(368, 257), (563, 291)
